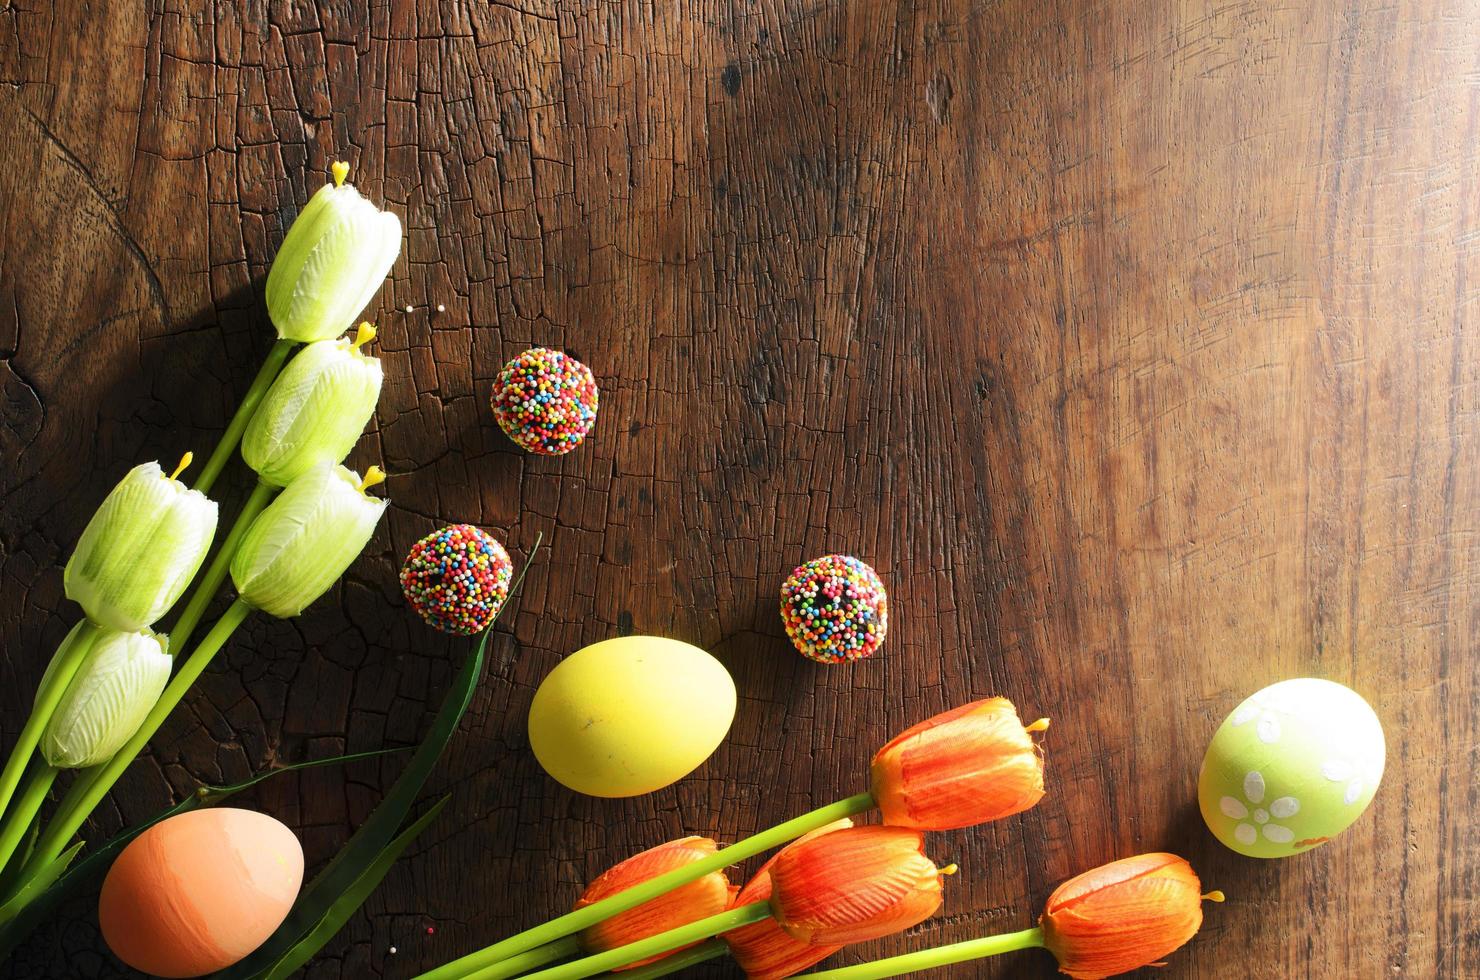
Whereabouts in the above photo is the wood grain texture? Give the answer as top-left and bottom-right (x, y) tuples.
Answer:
(1, 1), (1476, 977)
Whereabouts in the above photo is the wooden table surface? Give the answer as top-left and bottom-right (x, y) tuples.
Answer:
(2, 2), (1476, 978)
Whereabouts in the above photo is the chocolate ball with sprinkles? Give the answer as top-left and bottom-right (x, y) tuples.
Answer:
(490, 347), (599, 455)
(399, 524), (513, 635)
(779, 554), (889, 664)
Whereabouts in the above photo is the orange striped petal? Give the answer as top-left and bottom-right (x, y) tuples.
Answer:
(576, 837), (734, 970)
(723, 819), (854, 979)
(1040, 853), (1211, 980)
(768, 826), (947, 946)
(725, 912), (843, 979)
(871, 697), (1046, 830)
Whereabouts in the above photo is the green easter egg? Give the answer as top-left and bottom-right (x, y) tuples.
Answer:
(1199, 678), (1384, 859)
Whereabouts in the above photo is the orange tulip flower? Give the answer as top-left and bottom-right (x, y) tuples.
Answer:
(723, 819), (854, 979)
(768, 825), (953, 946)
(870, 697), (1048, 831)
(1040, 852), (1224, 980)
(576, 837), (737, 970)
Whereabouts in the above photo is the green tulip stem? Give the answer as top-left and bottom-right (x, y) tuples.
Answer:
(456, 935), (582, 980)
(477, 902), (771, 980)
(794, 926), (1047, 980)
(0, 623), (98, 826)
(415, 792), (877, 980)
(0, 764), (57, 877)
(194, 338), (298, 495)
(611, 939), (727, 979)
(15, 599), (253, 894)
(166, 481), (276, 654)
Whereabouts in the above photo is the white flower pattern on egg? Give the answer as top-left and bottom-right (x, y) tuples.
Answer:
(1321, 755), (1380, 806)
(1219, 770), (1301, 846)
(1229, 685), (1304, 744)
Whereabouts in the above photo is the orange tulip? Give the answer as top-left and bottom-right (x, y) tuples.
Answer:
(768, 825), (953, 946)
(576, 837), (737, 970)
(723, 819), (854, 979)
(870, 697), (1048, 831)
(1040, 852), (1223, 980)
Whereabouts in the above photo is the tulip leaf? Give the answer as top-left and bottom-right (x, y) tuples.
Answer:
(214, 531), (540, 979)
(213, 629), (491, 979)
(0, 841), (82, 926)
(0, 746), (404, 958)
(256, 795), (451, 980)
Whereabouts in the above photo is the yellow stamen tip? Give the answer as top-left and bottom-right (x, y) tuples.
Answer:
(1026, 718), (1051, 733)
(1203, 890), (1226, 903)
(332, 160), (350, 187)
(167, 452), (194, 482)
(358, 465), (387, 493)
(352, 321), (377, 350)
(939, 864), (959, 877)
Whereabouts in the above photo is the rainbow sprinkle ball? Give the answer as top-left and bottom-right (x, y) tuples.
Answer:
(779, 554), (888, 664)
(490, 347), (599, 455)
(400, 524), (513, 635)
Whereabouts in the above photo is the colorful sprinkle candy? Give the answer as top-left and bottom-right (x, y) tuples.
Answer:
(779, 554), (888, 664)
(399, 524), (513, 635)
(490, 347), (599, 455)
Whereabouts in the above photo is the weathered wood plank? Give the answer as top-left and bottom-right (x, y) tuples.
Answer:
(1, 1), (1475, 977)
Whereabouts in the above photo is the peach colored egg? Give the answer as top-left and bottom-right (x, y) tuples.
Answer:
(99, 807), (304, 978)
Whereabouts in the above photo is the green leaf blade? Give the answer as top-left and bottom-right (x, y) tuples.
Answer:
(257, 796), (451, 980)
(211, 627), (491, 979)
(0, 841), (82, 926)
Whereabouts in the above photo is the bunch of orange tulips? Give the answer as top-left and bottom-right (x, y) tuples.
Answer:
(419, 698), (1221, 980)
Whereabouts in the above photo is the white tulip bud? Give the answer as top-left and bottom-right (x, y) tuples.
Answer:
(242, 323), (384, 487)
(230, 463), (389, 618)
(266, 162), (402, 343)
(39, 622), (171, 769)
(65, 457), (219, 632)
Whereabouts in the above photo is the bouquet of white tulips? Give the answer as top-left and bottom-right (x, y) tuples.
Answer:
(0, 161), (402, 922)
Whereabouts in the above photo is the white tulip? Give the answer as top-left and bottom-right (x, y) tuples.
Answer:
(39, 623), (171, 769)
(65, 457), (219, 632)
(242, 323), (384, 487)
(266, 162), (402, 343)
(230, 463), (389, 618)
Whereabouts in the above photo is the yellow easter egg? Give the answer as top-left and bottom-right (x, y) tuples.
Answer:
(528, 636), (737, 797)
